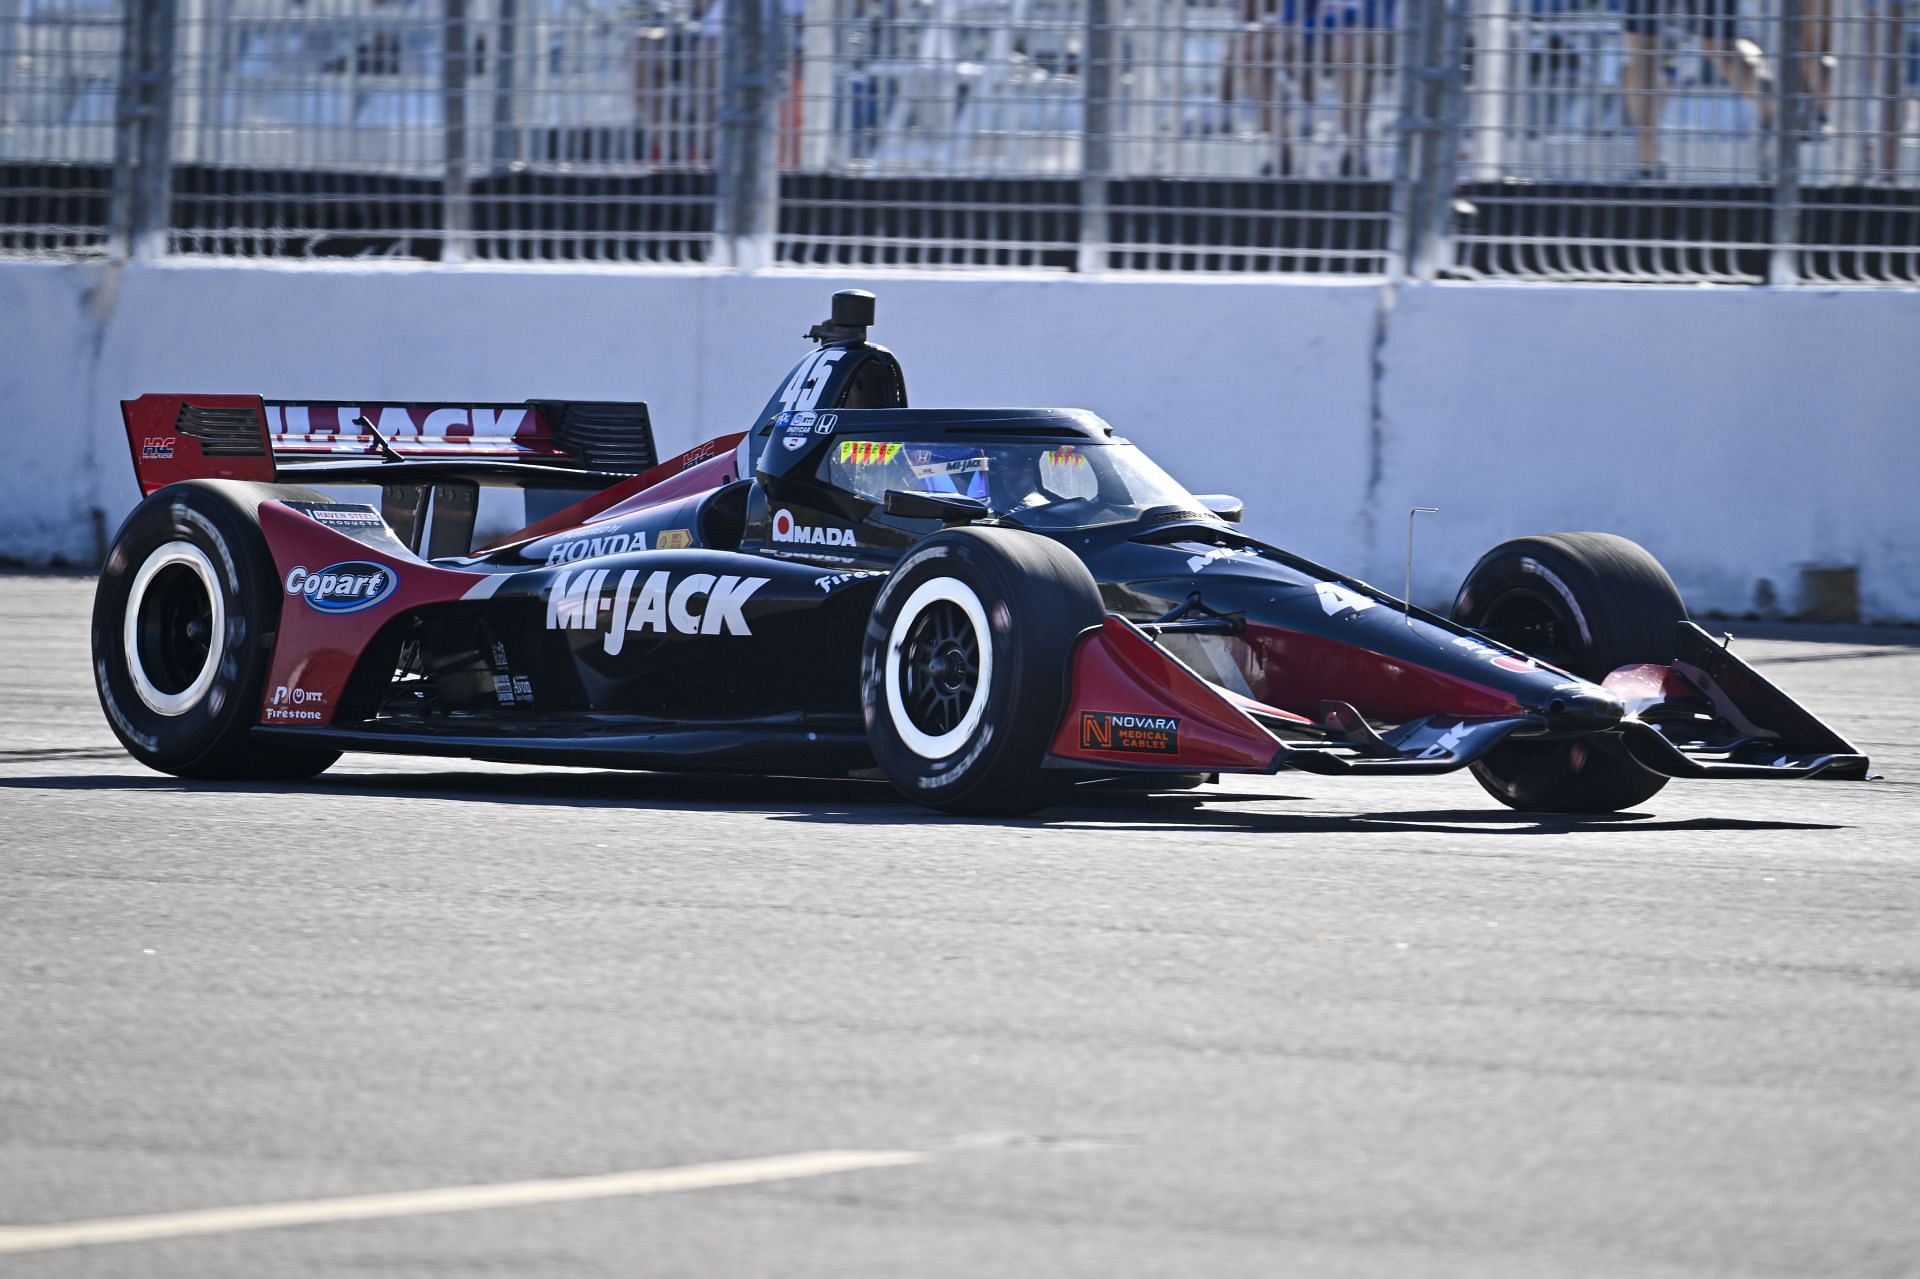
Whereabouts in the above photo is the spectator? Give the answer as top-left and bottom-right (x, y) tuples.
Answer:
(1869, 0), (1916, 181)
(1621, 0), (1775, 179)
(1328, 0), (1395, 177)
(1223, 0), (1315, 175)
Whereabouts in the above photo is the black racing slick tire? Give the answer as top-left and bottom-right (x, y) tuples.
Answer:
(861, 527), (1105, 816)
(1451, 532), (1687, 814)
(92, 481), (342, 781)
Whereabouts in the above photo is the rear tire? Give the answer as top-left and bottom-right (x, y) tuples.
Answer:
(1451, 532), (1685, 814)
(861, 527), (1104, 815)
(93, 481), (342, 780)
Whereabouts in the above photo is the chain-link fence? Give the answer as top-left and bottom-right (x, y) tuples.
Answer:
(3, 0), (1916, 281)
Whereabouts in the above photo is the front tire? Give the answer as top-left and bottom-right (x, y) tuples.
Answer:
(861, 527), (1104, 815)
(1452, 532), (1685, 814)
(93, 481), (341, 780)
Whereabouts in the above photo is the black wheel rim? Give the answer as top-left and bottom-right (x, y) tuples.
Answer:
(135, 562), (215, 697)
(1475, 586), (1582, 673)
(1472, 585), (1587, 770)
(898, 600), (981, 739)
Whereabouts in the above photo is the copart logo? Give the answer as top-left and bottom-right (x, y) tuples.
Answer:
(771, 509), (857, 547)
(1080, 711), (1180, 755)
(285, 562), (398, 614)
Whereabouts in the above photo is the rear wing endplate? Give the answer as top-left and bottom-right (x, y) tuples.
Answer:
(121, 395), (658, 497)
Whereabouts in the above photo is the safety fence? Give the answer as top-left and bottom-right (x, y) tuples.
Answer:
(2, 0), (1915, 282)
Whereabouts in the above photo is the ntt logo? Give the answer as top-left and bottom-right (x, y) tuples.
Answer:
(284, 561), (398, 614)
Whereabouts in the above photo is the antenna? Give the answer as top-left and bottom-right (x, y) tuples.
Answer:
(353, 414), (405, 464)
(1405, 507), (1439, 625)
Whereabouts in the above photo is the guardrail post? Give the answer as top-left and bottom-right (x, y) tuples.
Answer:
(1078, 0), (1113, 275)
(1398, 0), (1463, 280)
(718, 0), (779, 269)
(443, 0), (471, 263)
(1769, 0), (1802, 285)
(109, 0), (176, 259)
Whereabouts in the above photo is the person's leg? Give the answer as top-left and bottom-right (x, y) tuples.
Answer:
(1874, 4), (1907, 177)
(1623, 28), (1664, 174)
(1334, 7), (1385, 175)
(1699, 0), (1773, 132)
(1276, 17), (1311, 172)
(1802, 0), (1833, 124)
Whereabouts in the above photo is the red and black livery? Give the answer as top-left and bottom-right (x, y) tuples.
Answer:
(93, 291), (1869, 815)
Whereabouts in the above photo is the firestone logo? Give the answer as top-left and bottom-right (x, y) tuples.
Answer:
(771, 509), (857, 547)
(285, 562), (398, 614)
(266, 685), (327, 722)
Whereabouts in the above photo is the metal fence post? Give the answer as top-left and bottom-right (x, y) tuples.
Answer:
(717, 0), (779, 269)
(1769, 0), (1802, 285)
(1078, 0), (1113, 276)
(110, 0), (177, 259)
(444, 0), (471, 263)
(1400, 0), (1463, 280)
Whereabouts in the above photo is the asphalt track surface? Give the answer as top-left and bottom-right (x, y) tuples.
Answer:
(2, 572), (1917, 1278)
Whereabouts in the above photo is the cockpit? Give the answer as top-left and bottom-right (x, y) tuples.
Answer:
(817, 436), (1208, 532)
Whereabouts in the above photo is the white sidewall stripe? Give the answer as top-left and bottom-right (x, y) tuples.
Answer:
(122, 540), (225, 718)
(885, 575), (994, 760)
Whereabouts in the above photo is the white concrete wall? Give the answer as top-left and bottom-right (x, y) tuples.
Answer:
(3, 259), (1915, 621)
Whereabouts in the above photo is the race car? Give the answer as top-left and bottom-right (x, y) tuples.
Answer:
(93, 290), (1869, 815)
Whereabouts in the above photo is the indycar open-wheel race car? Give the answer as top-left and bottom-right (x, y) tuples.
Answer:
(94, 291), (1870, 816)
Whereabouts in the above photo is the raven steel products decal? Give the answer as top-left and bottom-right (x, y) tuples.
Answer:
(303, 506), (384, 528)
(1080, 712), (1180, 754)
(656, 529), (693, 550)
(771, 509), (858, 547)
(284, 562), (398, 614)
(544, 531), (646, 567)
(545, 568), (769, 653)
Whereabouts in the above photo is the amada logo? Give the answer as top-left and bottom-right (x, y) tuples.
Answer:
(771, 509), (857, 547)
(285, 562), (398, 614)
(1080, 712), (1180, 755)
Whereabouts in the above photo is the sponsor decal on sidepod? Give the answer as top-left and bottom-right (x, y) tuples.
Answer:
(544, 531), (646, 567)
(1080, 712), (1181, 755)
(266, 685), (328, 722)
(284, 562), (398, 614)
(546, 568), (768, 654)
(771, 509), (857, 547)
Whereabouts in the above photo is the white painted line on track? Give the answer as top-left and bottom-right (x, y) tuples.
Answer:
(0, 1149), (930, 1256)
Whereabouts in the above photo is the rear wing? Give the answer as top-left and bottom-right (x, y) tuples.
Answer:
(121, 395), (658, 496)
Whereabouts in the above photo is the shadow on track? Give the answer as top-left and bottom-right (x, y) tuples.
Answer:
(0, 767), (1845, 836)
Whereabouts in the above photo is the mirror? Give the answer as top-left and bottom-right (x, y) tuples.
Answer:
(1194, 494), (1245, 523)
(884, 489), (989, 524)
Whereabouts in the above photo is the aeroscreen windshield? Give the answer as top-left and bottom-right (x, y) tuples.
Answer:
(821, 439), (1206, 531)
